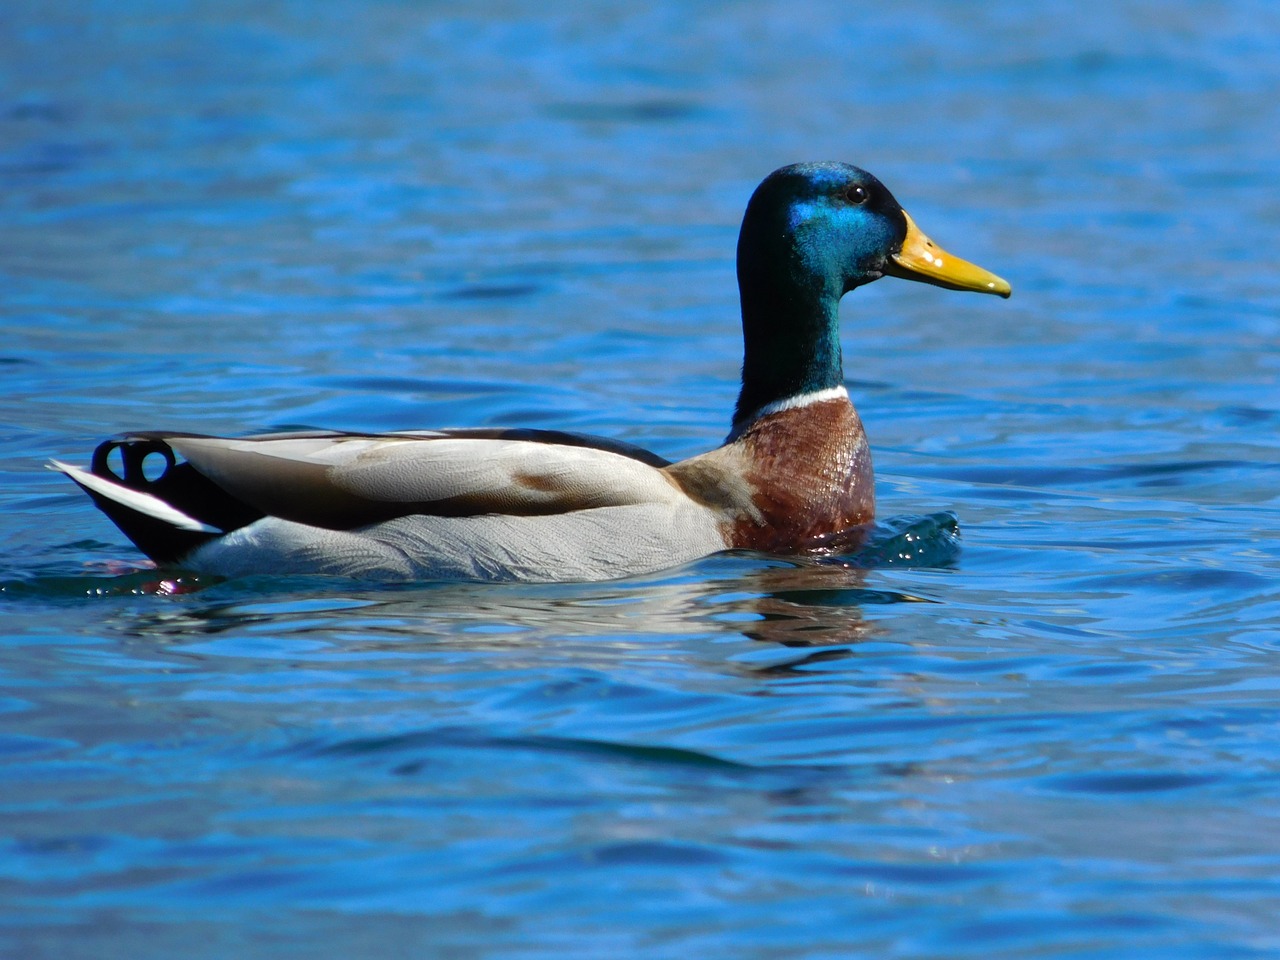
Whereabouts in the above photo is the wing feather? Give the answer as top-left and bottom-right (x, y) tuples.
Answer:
(167, 433), (681, 529)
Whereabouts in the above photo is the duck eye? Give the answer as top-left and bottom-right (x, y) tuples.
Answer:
(845, 184), (869, 205)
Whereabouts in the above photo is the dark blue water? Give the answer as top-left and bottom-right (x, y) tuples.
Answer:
(3, 1), (1280, 956)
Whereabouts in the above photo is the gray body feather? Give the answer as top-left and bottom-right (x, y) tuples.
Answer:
(188, 501), (726, 582)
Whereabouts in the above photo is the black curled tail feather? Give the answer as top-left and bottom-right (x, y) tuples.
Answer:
(83, 436), (265, 564)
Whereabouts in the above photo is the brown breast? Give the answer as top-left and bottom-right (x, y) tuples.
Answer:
(666, 397), (874, 555)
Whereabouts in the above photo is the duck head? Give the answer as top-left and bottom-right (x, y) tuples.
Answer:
(733, 162), (1010, 425)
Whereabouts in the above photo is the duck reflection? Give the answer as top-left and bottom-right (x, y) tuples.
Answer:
(87, 513), (956, 663)
(104, 552), (934, 671)
(718, 559), (933, 651)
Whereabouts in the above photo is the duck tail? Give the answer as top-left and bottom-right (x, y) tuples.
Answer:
(49, 436), (263, 564)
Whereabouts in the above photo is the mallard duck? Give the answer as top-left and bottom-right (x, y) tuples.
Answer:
(51, 162), (1010, 582)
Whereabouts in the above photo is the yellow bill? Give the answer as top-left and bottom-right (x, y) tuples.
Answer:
(884, 211), (1011, 298)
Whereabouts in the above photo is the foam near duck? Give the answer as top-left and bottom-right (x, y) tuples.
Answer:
(51, 162), (1010, 582)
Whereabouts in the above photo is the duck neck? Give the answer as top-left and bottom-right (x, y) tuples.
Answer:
(732, 272), (846, 430)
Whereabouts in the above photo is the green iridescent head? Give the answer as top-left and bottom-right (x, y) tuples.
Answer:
(733, 162), (1010, 425)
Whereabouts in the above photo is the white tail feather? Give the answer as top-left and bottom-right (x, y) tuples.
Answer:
(48, 460), (222, 534)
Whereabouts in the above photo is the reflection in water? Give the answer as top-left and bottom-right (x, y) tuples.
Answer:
(12, 513), (958, 655)
(71, 559), (925, 724)
(721, 562), (884, 649)
(2, 515), (959, 671)
(87, 550), (941, 654)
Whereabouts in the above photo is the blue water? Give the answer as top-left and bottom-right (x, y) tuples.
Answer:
(3, 0), (1280, 956)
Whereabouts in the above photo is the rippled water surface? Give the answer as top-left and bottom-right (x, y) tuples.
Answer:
(3, 1), (1280, 956)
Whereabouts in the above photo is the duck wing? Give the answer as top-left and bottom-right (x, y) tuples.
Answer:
(166, 429), (679, 525)
(53, 428), (682, 564)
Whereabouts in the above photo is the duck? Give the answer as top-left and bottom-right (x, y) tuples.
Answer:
(51, 162), (1010, 583)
